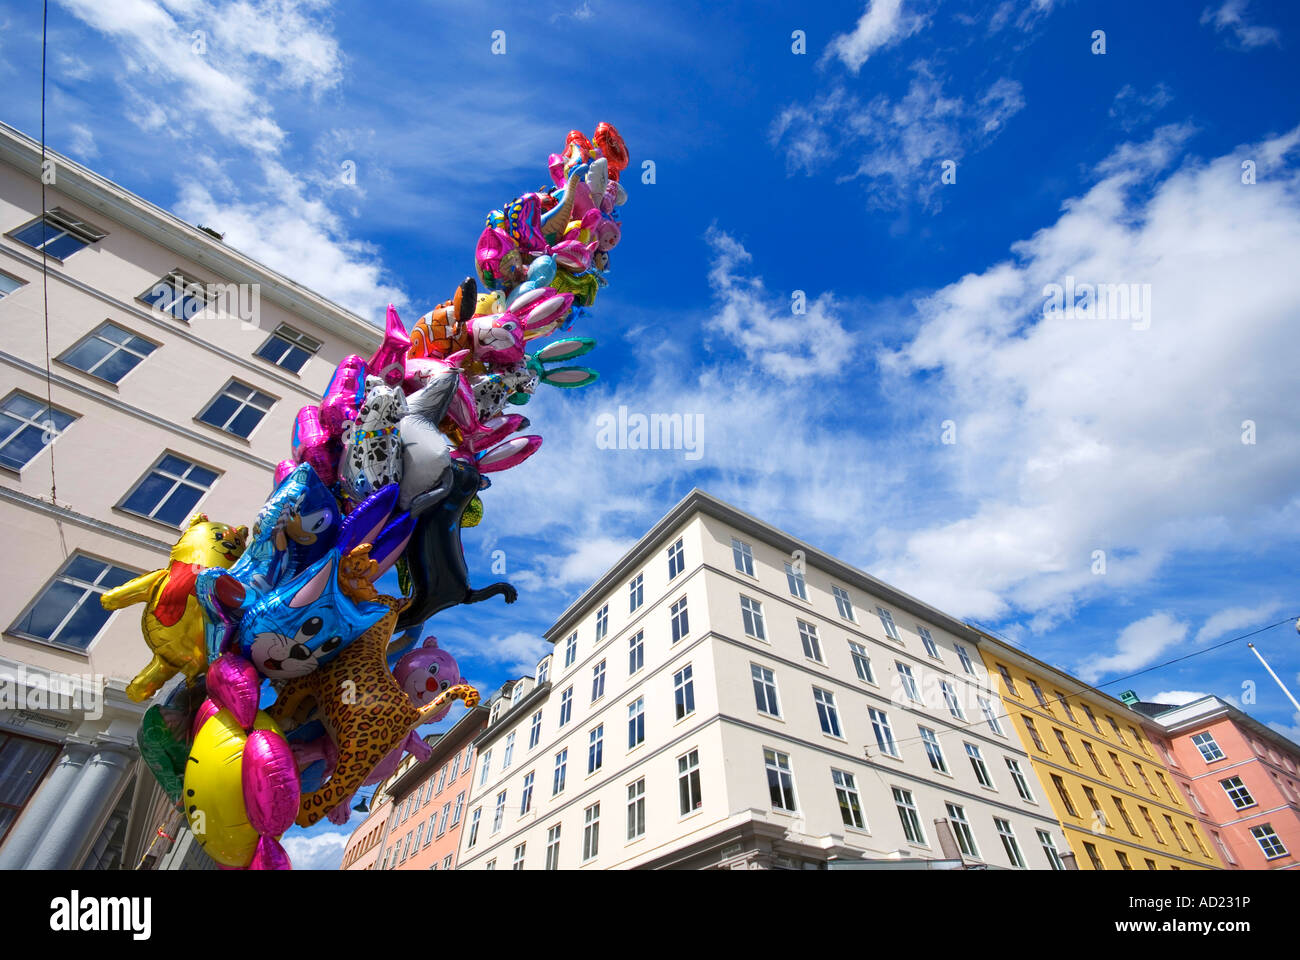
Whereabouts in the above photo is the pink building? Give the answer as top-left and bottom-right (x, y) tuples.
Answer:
(1128, 692), (1300, 870)
(340, 792), (395, 871)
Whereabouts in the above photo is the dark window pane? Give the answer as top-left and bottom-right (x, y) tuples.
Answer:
(94, 350), (142, 384)
(0, 426), (48, 469)
(227, 406), (263, 438)
(12, 222), (50, 248)
(99, 324), (132, 346)
(123, 472), (173, 516)
(4, 394), (43, 419)
(128, 336), (156, 357)
(99, 565), (136, 590)
(156, 484), (203, 526)
(62, 338), (116, 374)
(44, 233), (86, 259)
(55, 595), (113, 648)
(199, 395), (238, 429)
(256, 336), (289, 364)
(157, 455), (189, 476)
(64, 556), (105, 583)
(14, 580), (85, 639)
(283, 346), (310, 372)
(0, 737), (59, 807)
(187, 465), (217, 487)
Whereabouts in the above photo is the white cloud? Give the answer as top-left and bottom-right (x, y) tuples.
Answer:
(1200, 1), (1281, 49)
(1109, 83), (1174, 132)
(870, 124), (1300, 623)
(1076, 613), (1190, 683)
(1148, 689), (1210, 706)
(771, 67), (1025, 210)
(280, 826), (348, 870)
(470, 630), (552, 676)
(1194, 602), (1287, 644)
(825, 0), (927, 73)
(1267, 712), (1300, 746)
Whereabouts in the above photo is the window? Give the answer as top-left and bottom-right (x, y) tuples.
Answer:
(831, 585), (856, 621)
(1037, 830), (1066, 870)
(1051, 774), (1080, 817)
(751, 664), (780, 716)
(740, 595), (766, 641)
(1022, 716), (1047, 753)
(1187, 822), (1209, 857)
(1080, 703), (1102, 734)
(1112, 796), (1139, 837)
(485, 859), (496, 871)
(11, 554), (137, 650)
(732, 537), (755, 576)
(436, 765), (448, 793)
(1115, 850), (1133, 871)
(503, 732), (515, 769)
(628, 573), (643, 612)
(798, 620), (823, 662)
(1164, 814), (1189, 852)
(1155, 770), (1179, 804)
(582, 802), (601, 861)
(764, 748), (797, 812)
(966, 743), (994, 788)
(813, 687), (841, 737)
(140, 272), (211, 320)
(545, 824), (562, 870)
(452, 791), (465, 826)
(519, 772), (535, 815)
(1107, 716), (1127, 744)
(869, 708), (898, 757)
(1005, 758), (1034, 801)
(941, 681), (966, 720)
(1133, 762), (1156, 795)
(895, 662), (921, 703)
(10, 209), (105, 259)
(1029, 679), (1051, 713)
(670, 597), (689, 642)
(420, 820), (432, 848)
(848, 641), (874, 683)
(627, 778), (646, 840)
(978, 697), (1005, 735)
(121, 453), (217, 526)
(893, 787), (925, 844)
(955, 644), (975, 675)
(1082, 786), (1105, 828)
(876, 606), (901, 640)
(628, 630), (644, 674)
(1053, 729), (1078, 765)
(591, 660), (606, 702)
(255, 324), (320, 373)
(0, 392), (75, 472)
(920, 726), (948, 773)
(450, 754), (461, 782)
(996, 665), (1019, 697)
(512, 843), (526, 870)
(1213, 831), (1236, 865)
(678, 749), (702, 814)
(588, 724), (604, 774)
(559, 686), (573, 726)
(667, 538), (684, 579)
(784, 561), (807, 600)
(594, 603), (609, 643)
(628, 697), (645, 749)
(479, 750), (492, 786)
(1252, 824), (1288, 859)
(492, 792), (506, 833)
(1191, 731), (1225, 762)
(1220, 776), (1255, 810)
(918, 626), (940, 659)
(512, 683), (525, 707)
(1138, 805), (1164, 843)
(1081, 740), (1106, 776)
(60, 322), (158, 384)
(437, 801), (451, 836)
(537, 657), (549, 685)
(563, 632), (577, 668)
(832, 769), (866, 829)
(1108, 752), (1132, 786)
(528, 710), (543, 749)
(0, 734), (59, 843)
(0, 271), (23, 299)
(1082, 841), (1105, 870)
(1056, 693), (1077, 724)
(673, 665), (695, 721)
(995, 818), (1026, 868)
(946, 803), (979, 858)
(553, 748), (567, 795)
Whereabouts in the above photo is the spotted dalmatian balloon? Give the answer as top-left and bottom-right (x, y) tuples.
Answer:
(339, 376), (407, 506)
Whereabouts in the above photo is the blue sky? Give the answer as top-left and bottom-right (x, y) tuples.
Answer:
(4, 0), (1299, 866)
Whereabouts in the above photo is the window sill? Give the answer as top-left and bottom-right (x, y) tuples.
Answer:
(52, 358), (123, 391)
(822, 732), (848, 744)
(673, 713), (696, 728)
(679, 808), (704, 823)
(758, 712), (784, 724)
(3, 629), (94, 659)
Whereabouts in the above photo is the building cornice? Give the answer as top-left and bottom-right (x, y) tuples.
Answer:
(1145, 695), (1300, 758)
(473, 681), (552, 752)
(0, 120), (381, 349)
(0, 483), (173, 554)
(542, 489), (990, 650)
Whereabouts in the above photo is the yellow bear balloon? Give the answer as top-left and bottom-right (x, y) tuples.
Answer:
(100, 513), (247, 701)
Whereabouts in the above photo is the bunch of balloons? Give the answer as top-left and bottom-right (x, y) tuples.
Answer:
(106, 123), (629, 869)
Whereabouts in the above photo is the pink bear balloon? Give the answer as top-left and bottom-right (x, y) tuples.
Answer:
(393, 636), (463, 723)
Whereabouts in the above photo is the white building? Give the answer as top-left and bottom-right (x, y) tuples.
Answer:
(456, 490), (1068, 870)
(0, 121), (379, 869)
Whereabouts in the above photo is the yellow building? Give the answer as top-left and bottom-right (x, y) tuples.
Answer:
(978, 638), (1221, 871)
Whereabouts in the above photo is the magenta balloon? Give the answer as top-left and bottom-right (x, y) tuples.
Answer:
(320, 355), (367, 435)
(274, 458), (296, 486)
(291, 405), (338, 485)
(205, 652), (261, 731)
(247, 835), (293, 871)
(243, 728), (301, 836)
(191, 697), (220, 741)
(367, 305), (411, 388)
(477, 434), (542, 473)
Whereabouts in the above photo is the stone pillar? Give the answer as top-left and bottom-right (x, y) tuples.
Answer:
(24, 739), (136, 870)
(0, 740), (93, 869)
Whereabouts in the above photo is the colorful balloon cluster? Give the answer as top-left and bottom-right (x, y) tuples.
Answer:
(107, 123), (629, 869)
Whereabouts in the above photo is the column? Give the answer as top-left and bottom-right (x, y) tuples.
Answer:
(0, 740), (93, 869)
(24, 740), (136, 870)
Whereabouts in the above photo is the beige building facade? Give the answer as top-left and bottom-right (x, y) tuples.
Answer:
(0, 120), (379, 868)
(456, 490), (1069, 870)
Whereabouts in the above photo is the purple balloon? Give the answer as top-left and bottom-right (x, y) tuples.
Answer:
(243, 728), (301, 837)
(206, 652), (261, 731)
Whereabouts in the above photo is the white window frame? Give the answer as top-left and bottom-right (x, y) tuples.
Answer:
(740, 595), (766, 641)
(732, 537), (755, 576)
(751, 663), (781, 717)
